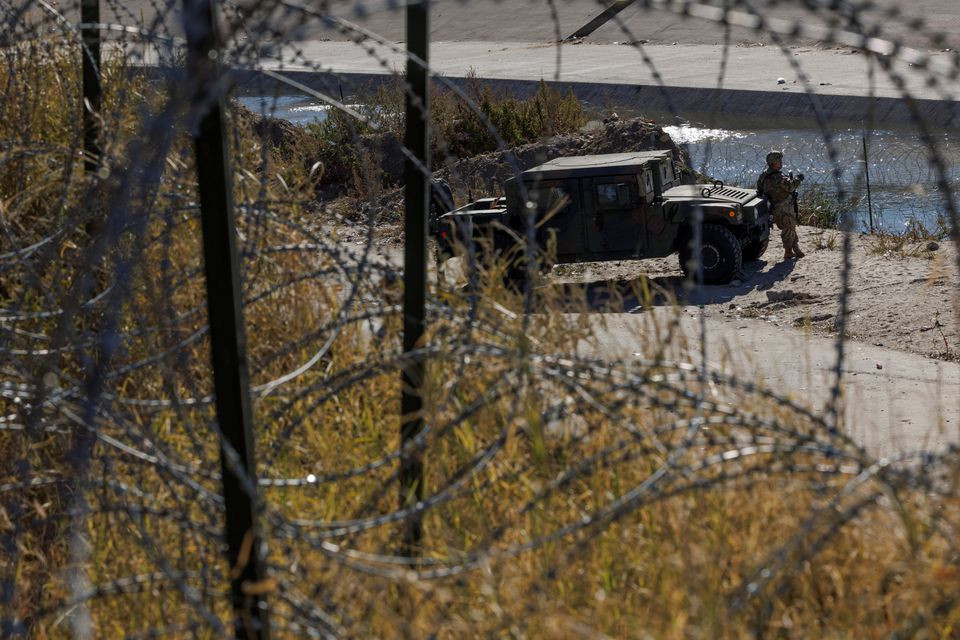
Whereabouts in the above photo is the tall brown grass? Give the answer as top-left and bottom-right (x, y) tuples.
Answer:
(2, 39), (959, 640)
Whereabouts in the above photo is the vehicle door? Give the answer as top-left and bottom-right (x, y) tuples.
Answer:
(584, 175), (646, 256)
(527, 179), (584, 259)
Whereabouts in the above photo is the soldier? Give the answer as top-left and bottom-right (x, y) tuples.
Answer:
(757, 151), (805, 260)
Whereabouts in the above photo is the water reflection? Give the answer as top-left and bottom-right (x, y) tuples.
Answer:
(236, 95), (335, 126)
(667, 124), (957, 232)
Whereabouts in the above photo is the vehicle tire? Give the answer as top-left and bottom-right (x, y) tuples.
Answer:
(678, 223), (743, 284)
(742, 225), (770, 262)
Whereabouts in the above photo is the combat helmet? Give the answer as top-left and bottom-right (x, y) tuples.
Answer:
(766, 151), (783, 166)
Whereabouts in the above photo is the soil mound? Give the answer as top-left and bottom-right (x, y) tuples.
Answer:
(231, 105), (691, 227)
(437, 117), (692, 196)
(328, 116), (692, 226)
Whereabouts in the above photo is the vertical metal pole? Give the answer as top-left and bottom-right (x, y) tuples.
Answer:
(400, 0), (430, 555)
(81, 0), (101, 173)
(183, 1), (271, 637)
(863, 132), (874, 233)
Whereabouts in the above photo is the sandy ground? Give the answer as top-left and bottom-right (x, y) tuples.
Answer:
(355, 221), (960, 366)
(588, 306), (960, 456)
(412, 224), (960, 454)
(546, 226), (960, 454)
(552, 226), (960, 362)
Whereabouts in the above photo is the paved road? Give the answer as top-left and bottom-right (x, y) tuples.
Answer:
(320, 0), (960, 51)
(586, 309), (960, 456)
(77, 0), (960, 51)
(266, 39), (958, 102)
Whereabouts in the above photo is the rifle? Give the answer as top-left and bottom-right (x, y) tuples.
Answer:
(789, 171), (804, 217)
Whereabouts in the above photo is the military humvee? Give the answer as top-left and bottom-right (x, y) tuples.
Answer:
(434, 151), (771, 285)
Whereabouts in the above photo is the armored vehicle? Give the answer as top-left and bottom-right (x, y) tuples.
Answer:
(434, 151), (771, 284)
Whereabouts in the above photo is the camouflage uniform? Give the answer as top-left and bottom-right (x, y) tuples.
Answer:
(758, 153), (804, 259)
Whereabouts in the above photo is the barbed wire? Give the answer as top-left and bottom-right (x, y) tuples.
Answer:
(1, 0), (958, 637)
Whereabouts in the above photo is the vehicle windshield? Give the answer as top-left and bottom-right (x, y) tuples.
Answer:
(530, 184), (571, 214)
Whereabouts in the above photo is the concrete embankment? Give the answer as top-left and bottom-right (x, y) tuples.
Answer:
(224, 41), (960, 129)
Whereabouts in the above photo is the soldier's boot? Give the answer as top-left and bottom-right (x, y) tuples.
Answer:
(782, 247), (794, 261)
(792, 243), (805, 259)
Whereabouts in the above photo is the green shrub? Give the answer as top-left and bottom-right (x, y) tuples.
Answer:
(798, 185), (862, 229)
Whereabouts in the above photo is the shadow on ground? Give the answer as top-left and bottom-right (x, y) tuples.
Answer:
(544, 259), (797, 312)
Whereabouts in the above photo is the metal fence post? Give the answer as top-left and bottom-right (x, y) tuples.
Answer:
(81, 0), (101, 173)
(400, 0), (430, 555)
(183, 1), (271, 637)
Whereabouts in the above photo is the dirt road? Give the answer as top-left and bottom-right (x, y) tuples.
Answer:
(431, 223), (960, 456)
(551, 226), (960, 455)
(587, 310), (960, 457)
(360, 223), (960, 454)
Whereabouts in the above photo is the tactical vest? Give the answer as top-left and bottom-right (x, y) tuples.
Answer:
(756, 169), (779, 196)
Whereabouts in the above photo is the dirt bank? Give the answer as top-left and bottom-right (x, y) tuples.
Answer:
(437, 115), (690, 198)
(323, 114), (691, 229)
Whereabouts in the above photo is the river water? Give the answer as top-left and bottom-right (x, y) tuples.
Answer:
(238, 95), (339, 126)
(662, 124), (959, 233)
(238, 96), (960, 234)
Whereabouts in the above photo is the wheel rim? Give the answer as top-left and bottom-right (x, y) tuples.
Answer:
(700, 244), (721, 271)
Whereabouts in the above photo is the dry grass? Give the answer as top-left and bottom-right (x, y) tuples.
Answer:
(2, 41), (960, 640)
(799, 185), (863, 231)
(811, 228), (840, 251)
(868, 217), (948, 258)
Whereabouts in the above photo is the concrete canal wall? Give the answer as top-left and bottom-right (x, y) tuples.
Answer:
(229, 69), (960, 131)
(133, 39), (960, 129)
(222, 41), (960, 130)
